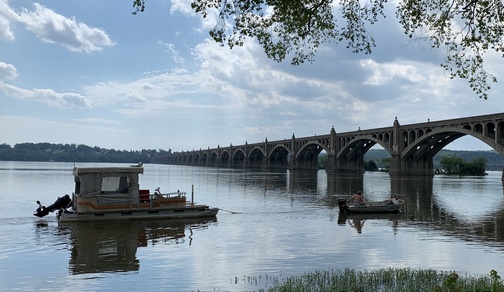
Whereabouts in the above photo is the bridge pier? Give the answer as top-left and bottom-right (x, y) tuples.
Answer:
(325, 154), (365, 174)
(288, 159), (319, 171)
(389, 155), (434, 177)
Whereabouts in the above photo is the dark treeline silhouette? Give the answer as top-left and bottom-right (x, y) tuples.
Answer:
(0, 142), (171, 163)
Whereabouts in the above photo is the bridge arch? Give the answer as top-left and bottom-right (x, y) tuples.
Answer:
(268, 145), (290, 168)
(232, 149), (245, 167)
(402, 126), (504, 162)
(337, 136), (392, 159)
(402, 129), (466, 161)
(201, 152), (208, 164)
(220, 150), (230, 166)
(248, 147), (265, 168)
(293, 142), (328, 169)
(332, 136), (383, 173)
(210, 151), (218, 165)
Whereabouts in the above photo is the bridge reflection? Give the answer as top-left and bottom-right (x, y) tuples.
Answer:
(336, 172), (504, 244)
(232, 168), (504, 246)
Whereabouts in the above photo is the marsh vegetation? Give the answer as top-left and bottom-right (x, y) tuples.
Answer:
(237, 268), (504, 292)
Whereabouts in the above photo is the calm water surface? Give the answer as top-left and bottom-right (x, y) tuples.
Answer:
(1, 161), (503, 291)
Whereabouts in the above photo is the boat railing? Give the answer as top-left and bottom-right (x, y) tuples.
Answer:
(152, 191), (186, 199)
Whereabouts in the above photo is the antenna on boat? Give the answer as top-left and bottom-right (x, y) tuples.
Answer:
(191, 185), (194, 206)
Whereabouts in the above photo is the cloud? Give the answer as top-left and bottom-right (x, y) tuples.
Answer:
(17, 3), (114, 53)
(170, 0), (195, 16)
(0, 61), (17, 81)
(74, 118), (122, 125)
(158, 41), (186, 64)
(125, 92), (147, 102)
(0, 0), (18, 41)
(0, 83), (92, 108)
(0, 115), (128, 149)
(171, 0), (217, 31)
(360, 59), (427, 85)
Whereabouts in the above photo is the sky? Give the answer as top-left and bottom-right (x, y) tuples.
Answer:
(1, 0), (503, 152)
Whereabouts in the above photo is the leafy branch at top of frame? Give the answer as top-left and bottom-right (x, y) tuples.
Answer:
(133, 0), (504, 100)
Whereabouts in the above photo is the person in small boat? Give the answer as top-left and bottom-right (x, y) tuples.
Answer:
(35, 200), (46, 215)
(392, 196), (400, 204)
(348, 191), (366, 206)
(154, 187), (163, 198)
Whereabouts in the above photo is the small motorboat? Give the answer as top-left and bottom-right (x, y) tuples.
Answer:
(337, 197), (404, 213)
(34, 165), (219, 222)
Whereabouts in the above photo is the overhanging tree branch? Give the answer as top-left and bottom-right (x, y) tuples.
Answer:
(133, 0), (504, 99)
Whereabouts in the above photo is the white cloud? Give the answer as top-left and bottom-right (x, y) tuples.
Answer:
(0, 0), (18, 41)
(0, 83), (92, 108)
(360, 59), (427, 85)
(18, 3), (114, 53)
(0, 61), (17, 81)
(158, 41), (186, 64)
(74, 117), (122, 125)
(126, 92), (148, 102)
(171, 0), (218, 31)
(0, 115), (128, 149)
(170, 0), (194, 15)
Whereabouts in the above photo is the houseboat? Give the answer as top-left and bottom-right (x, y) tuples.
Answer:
(34, 165), (219, 222)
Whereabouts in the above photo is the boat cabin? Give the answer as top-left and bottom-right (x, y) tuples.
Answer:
(73, 166), (144, 212)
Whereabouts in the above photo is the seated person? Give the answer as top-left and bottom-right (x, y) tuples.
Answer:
(347, 191), (366, 205)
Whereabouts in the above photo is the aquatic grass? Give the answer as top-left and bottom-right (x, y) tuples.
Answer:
(237, 268), (504, 292)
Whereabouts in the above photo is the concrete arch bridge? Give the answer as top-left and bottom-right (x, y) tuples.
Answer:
(157, 113), (504, 177)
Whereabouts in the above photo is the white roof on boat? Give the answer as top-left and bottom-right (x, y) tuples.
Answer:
(73, 166), (144, 175)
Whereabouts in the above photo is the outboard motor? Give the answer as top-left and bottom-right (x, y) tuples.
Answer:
(338, 198), (348, 212)
(34, 194), (72, 218)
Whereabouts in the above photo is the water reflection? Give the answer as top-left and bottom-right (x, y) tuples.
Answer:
(287, 170), (319, 193)
(389, 175), (504, 244)
(327, 172), (504, 247)
(337, 211), (402, 234)
(58, 218), (217, 274)
(326, 171), (364, 197)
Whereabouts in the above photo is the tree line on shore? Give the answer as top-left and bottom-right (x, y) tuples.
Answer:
(0, 142), (170, 163)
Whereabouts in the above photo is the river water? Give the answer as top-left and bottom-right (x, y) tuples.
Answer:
(0, 161), (503, 291)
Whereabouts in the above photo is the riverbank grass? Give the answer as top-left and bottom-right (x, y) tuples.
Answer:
(242, 268), (504, 292)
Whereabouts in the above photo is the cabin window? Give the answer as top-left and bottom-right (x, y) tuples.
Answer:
(101, 176), (129, 193)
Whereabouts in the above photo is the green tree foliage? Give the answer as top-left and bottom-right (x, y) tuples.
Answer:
(133, 0), (503, 99)
(318, 153), (327, 168)
(0, 143), (170, 164)
(439, 155), (487, 175)
(364, 159), (378, 171)
(380, 157), (391, 171)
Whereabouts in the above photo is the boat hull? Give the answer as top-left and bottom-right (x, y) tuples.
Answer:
(59, 206), (219, 222)
(339, 199), (404, 214)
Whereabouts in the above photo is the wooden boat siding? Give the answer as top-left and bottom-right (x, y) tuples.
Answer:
(75, 199), (191, 212)
(59, 207), (219, 222)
